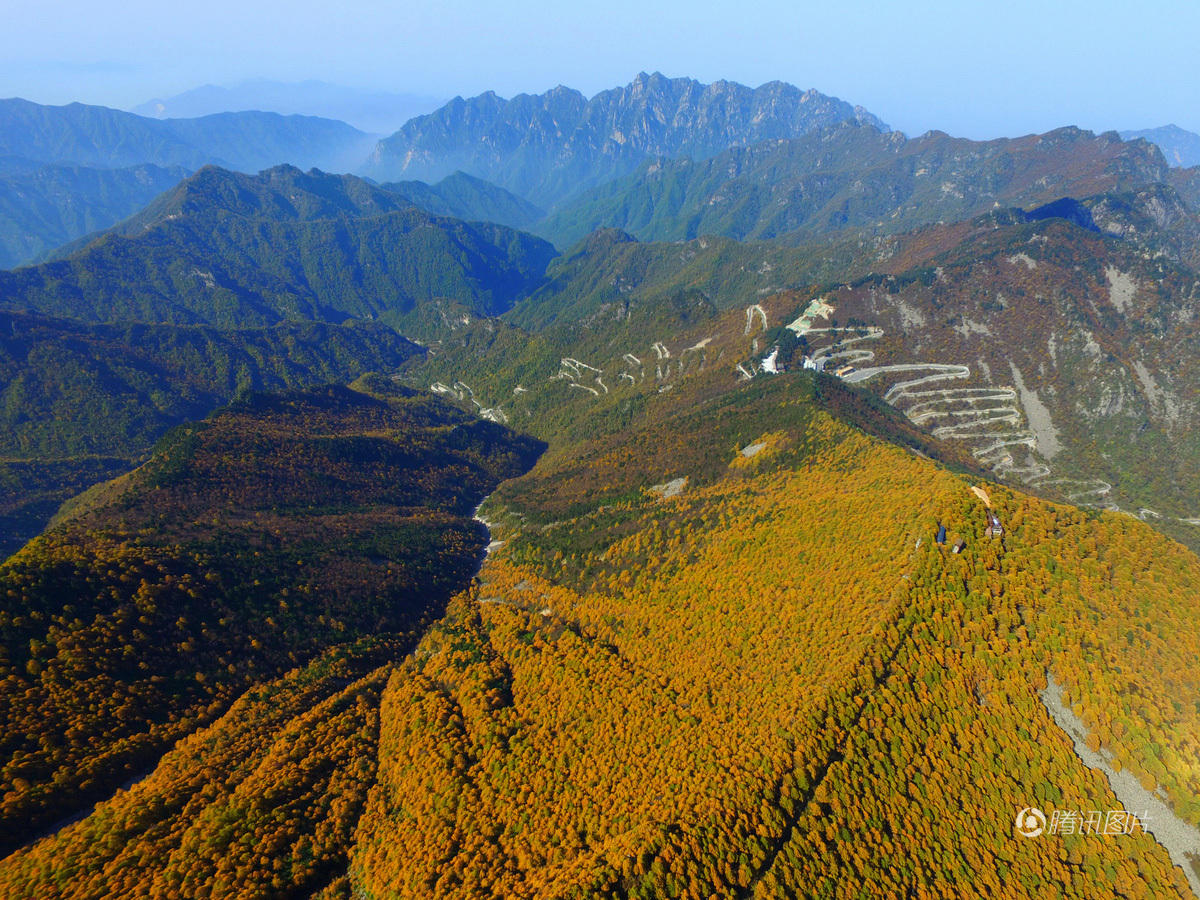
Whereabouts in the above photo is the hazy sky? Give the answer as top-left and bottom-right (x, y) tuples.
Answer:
(2, 0), (1197, 138)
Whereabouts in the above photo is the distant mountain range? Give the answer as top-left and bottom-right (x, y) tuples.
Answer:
(10, 83), (1200, 280)
(0, 97), (373, 173)
(0, 77), (894, 268)
(365, 72), (888, 207)
(133, 79), (444, 135)
(1121, 124), (1200, 167)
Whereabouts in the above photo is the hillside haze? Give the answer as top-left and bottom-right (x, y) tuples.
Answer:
(0, 162), (186, 269)
(0, 98), (372, 174)
(132, 79), (444, 134)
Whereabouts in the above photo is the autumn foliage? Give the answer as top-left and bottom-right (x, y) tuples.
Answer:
(3, 373), (1198, 898)
(0, 382), (542, 852)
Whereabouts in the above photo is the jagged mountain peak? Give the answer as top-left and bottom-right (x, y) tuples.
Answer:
(366, 74), (889, 207)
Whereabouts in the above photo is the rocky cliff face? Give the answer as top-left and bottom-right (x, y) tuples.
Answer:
(366, 72), (887, 207)
(793, 218), (1200, 538)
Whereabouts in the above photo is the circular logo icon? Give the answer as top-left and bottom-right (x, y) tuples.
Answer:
(1015, 807), (1046, 838)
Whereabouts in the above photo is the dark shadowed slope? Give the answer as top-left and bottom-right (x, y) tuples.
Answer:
(0, 382), (543, 852)
(0, 311), (423, 557)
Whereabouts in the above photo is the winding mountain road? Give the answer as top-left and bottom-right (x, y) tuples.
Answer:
(797, 323), (1114, 506)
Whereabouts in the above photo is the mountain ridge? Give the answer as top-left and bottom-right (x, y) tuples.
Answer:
(0, 165), (558, 332)
(537, 122), (1173, 247)
(379, 171), (545, 230)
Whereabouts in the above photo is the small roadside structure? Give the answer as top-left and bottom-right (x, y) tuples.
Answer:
(985, 513), (1004, 539)
(936, 523), (947, 545)
(952, 539), (967, 554)
(761, 347), (781, 374)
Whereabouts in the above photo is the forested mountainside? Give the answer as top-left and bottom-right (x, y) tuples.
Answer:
(1169, 166), (1200, 210)
(0, 98), (372, 174)
(0, 382), (543, 854)
(0, 163), (186, 269)
(2, 70), (1200, 899)
(1081, 184), (1200, 271)
(0, 99), (381, 268)
(379, 172), (546, 231)
(0, 166), (557, 333)
(502, 211), (1040, 333)
(366, 72), (887, 207)
(4, 344), (1198, 897)
(0, 312), (423, 458)
(505, 227), (869, 332)
(538, 123), (1174, 247)
(0, 312), (423, 558)
(345, 377), (1200, 898)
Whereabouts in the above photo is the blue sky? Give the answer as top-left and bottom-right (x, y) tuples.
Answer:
(3, 0), (1198, 138)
